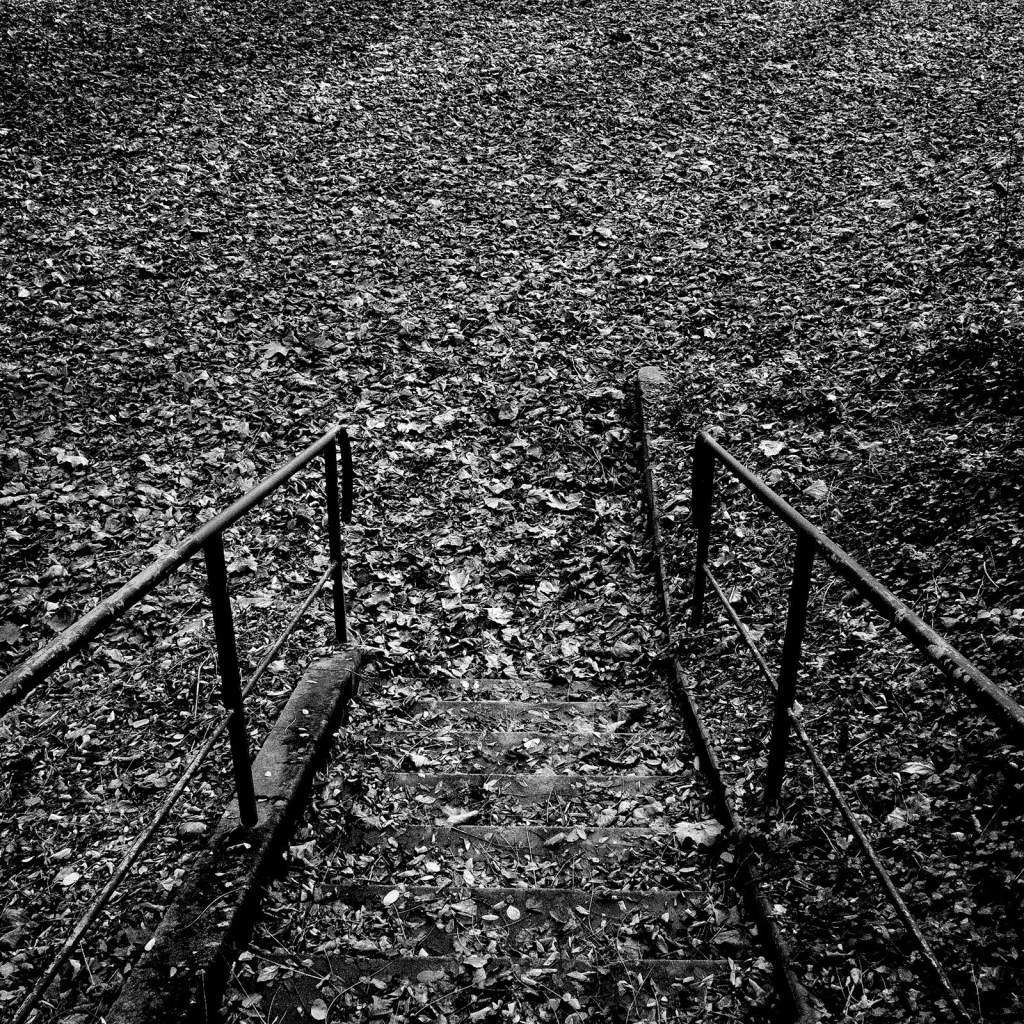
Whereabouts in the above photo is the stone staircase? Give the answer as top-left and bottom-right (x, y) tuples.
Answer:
(245, 672), (773, 1022)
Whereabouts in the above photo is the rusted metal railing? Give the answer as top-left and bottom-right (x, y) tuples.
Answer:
(1, 424), (354, 1024)
(1, 426), (353, 720)
(691, 430), (1024, 789)
(689, 428), (1024, 1023)
(635, 384), (814, 1022)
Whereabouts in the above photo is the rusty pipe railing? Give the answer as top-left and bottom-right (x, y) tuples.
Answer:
(3, 424), (354, 1024)
(686, 428), (1023, 1023)
(1, 424), (353, 719)
(1, 423), (354, 816)
(691, 429), (1024, 800)
(1, 423), (354, 827)
(700, 558), (973, 1020)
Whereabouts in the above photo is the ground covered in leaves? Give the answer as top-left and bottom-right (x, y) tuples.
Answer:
(1, 0), (1022, 1020)
(227, 671), (764, 1023)
(218, 374), (764, 1020)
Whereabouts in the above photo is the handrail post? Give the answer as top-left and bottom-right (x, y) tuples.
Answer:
(765, 532), (816, 805)
(203, 534), (259, 829)
(338, 428), (353, 526)
(690, 435), (716, 626)
(324, 436), (348, 646)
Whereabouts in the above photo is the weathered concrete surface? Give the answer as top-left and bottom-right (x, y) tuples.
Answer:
(107, 650), (360, 1024)
(407, 697), (612, 722)
(279, 954), (727, 1022)
(246, 667), (760, 1020)
(389, 770), (677, 798)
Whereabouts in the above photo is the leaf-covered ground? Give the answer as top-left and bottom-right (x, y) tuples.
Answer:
(2, 0), (1022, 1019)
(225, 670), (766, 1023)
(217, 359), (764, 1020)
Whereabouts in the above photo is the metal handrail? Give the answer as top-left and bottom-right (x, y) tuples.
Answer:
(701, 560), (970, 1019)
(691, 429), (1024, 765)
(2, 424), (354, 1024)
(0, 425), (353, 718)
(12, 563), (339, 1024)
(689, 428), (1024, 1022)
(635, 392), (813, 1022)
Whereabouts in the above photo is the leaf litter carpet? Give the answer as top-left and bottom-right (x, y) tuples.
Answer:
(223, 358), (774, 1021)
(4, 0), (1023, 1019)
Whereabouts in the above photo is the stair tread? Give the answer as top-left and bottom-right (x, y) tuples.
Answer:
(368, 823), (678, 844)
(336, 822), (717, 888)
(403, 677), (602, 700)
(354, 730), (687, 774)
(321, 954), (728, 975)
(240, 662), (762, 1022)
(391, 771), (682, 790)
(304, 867), (739, 956)
(360, 729), (657, 744)
(271, 953), (734, 1021)
(323, 881), (702, 908)
(409, 700), (610, 708)
(406, 698), (613, 714)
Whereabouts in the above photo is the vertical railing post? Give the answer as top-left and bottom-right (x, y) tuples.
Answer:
(690, 435), (716, 626)
(324, 435), (348, 646)
(764, 532), (816, 806)
(203, 533), (258, 829)
(338, 428), (353, 527)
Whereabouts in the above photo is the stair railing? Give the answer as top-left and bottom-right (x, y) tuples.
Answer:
(1, 424), (353, 1024)
(689, 429), (1024, 1023)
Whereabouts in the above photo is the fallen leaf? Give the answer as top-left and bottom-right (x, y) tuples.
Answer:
(674, 819), (725, 846)
(417, 969), (447, 984)
(432, 408), (459, 427)
(898, 760), (938, 781)
(544, 492), (582, 512)
(257, 963), (279, 983)
(803, 479), (829, 501)
(444, 808), (482, 826)
(886, 807), (910, 829)
(448, 569), (471, 593)
(262, 339), (291, 362)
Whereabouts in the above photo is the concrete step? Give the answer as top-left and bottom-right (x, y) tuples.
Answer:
(332, 821), (725, 890)
(390, 771), (683, 799)
(381, 699), (675, 735)
(315, 882), (709, 957)
(235, 659), (769, 1022)
(322, 880), (701, 915)
(363, 822), (675, 851)
(349, 728), (692, 773)
(402, 698), (621, 727)
(230, 661), (771, 1023)
(269, 954), (735, 1023)
(343, 768), (709, 828)
(399, 676), (602, 701)
(317, 953), (728, 985)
